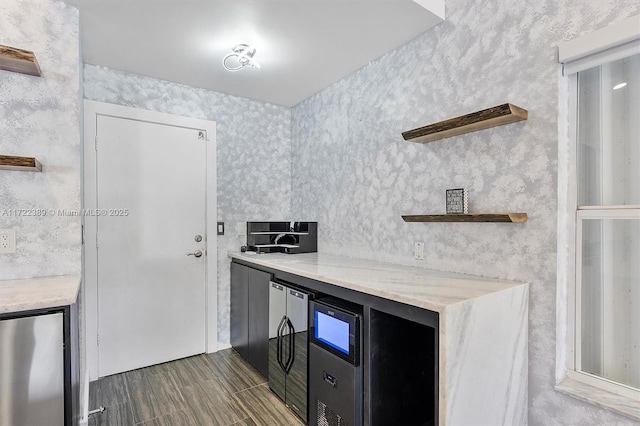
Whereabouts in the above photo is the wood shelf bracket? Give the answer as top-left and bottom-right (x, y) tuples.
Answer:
(402, 103), (528, 143)
(0, 155), (43, 172)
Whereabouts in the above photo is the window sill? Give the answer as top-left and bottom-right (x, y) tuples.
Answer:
(555, 377), (640, 421)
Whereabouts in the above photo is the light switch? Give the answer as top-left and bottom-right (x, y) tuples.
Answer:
(217, 222), (224, 235)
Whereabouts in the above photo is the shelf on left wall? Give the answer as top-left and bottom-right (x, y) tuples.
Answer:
(0, 44), (41, 77)
(0, 155), (42, 172)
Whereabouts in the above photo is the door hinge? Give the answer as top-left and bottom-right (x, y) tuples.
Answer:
(96, 232), (99, 248)
(95, 136), (98, 151)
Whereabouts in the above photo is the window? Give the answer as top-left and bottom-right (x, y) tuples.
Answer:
(574, 54), (640, 396)
(558, 15), (640, 418)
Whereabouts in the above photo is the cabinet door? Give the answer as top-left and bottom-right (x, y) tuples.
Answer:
(230, 262), (249, 360)
(248, 268), (271, 378)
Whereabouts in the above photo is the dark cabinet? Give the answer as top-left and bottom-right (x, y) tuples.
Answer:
(230, 262), (249, 359)
(247, 267), (270, 376)
(230, 261), (270, 377)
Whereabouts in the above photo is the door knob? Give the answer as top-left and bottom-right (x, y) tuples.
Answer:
(187, 250), (203, 258)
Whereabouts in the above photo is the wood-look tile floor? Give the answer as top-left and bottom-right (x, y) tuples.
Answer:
(89, 348), (304, 426)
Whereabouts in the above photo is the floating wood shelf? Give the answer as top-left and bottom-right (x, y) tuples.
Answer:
(402, 103), (528, 143)
(0, 44), (41, 77)
(402, 213), (527, 223)
(0, 155), (42, 172)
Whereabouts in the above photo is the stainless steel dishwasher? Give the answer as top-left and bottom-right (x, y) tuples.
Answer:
(268, 280), (314, 422)
(0, 311), (65, 426)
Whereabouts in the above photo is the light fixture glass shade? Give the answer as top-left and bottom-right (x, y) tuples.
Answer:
(223, 44), (260, 72)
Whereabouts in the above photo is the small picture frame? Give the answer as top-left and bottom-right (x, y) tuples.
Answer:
(446, 188), (468, 214)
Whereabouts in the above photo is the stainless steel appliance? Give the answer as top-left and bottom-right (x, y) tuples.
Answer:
(269, 280), (314, 422)
(309, 298), (363, 426)
(0, 311), (65, 426)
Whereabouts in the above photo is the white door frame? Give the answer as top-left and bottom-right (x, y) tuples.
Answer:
(83, 100), (218, 381)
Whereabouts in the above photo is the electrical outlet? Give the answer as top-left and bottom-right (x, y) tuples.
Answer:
(0, 229), (16, 254)
(414, 241), (424, 260)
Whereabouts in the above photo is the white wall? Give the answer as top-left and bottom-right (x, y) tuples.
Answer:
(0, 0), (81, 280)
(290, 0), (640, 424)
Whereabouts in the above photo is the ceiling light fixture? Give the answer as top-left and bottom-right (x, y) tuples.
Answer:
(613, 82), (627, 90)
(222, 44), (260, 72)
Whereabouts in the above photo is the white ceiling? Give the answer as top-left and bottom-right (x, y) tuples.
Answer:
(65, 1), (444, 107)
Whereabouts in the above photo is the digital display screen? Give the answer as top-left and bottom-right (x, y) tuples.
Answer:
(315, 311), (350, 354)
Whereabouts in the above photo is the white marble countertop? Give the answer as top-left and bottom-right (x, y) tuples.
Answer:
(0, 275), (81, 314)
(230, 252), (526, 312)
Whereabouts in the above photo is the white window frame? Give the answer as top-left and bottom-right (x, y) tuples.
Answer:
(557, 14), (640, 419)
(571, 208), (640, 401)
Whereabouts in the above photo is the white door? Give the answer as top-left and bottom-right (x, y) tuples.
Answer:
(96, 115), (207, 377)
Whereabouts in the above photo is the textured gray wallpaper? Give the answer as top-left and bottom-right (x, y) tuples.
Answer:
(291, 0), (639, 424)
(31, 0), (638, 422)
(83, 65), (292, 344)
(0, 0), (81, 280)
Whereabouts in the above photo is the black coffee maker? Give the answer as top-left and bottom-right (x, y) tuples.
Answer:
(246, 221), (317, 254)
